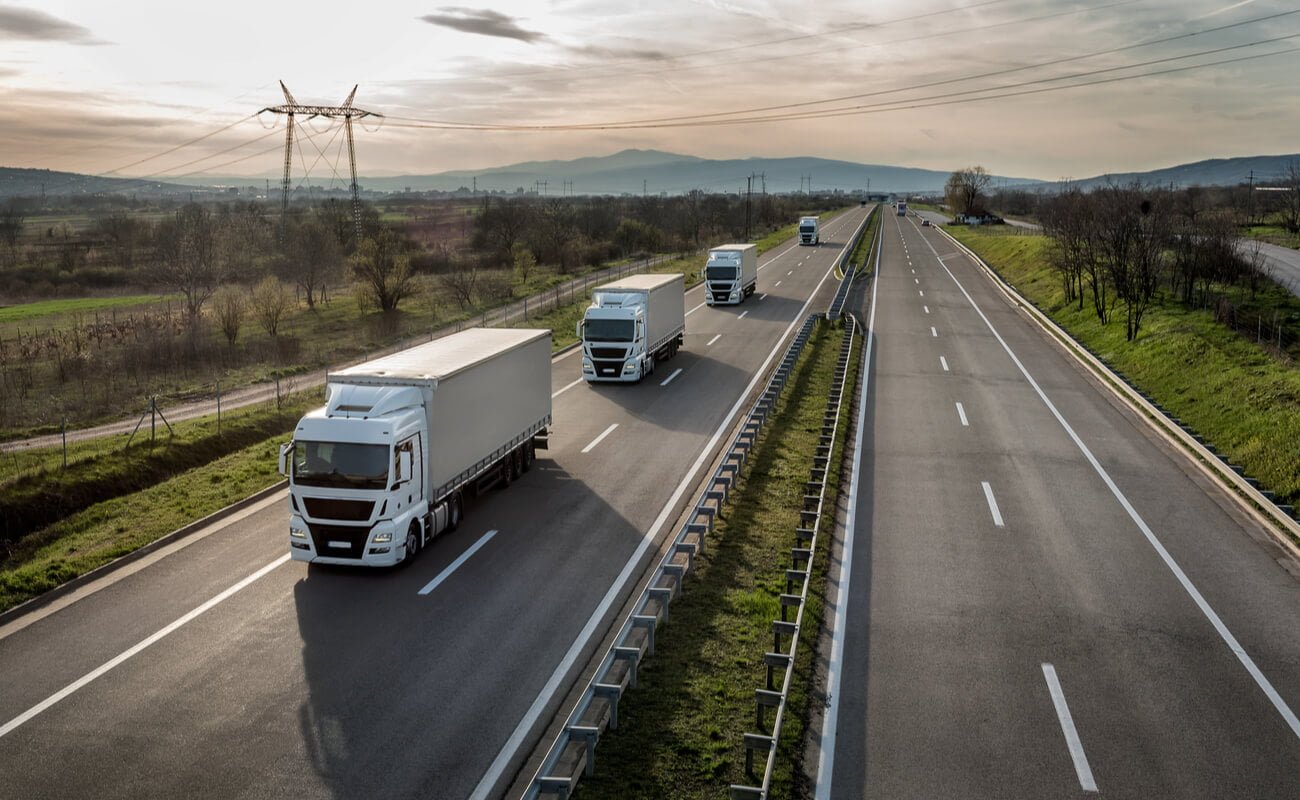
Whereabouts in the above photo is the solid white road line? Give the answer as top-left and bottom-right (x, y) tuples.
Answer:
(924, 230), (1300, 740)
(956, 402), (969, 427)
(659, 368), (683, 387)
(418, 530), (498, 595)
(815, 206), (883, 800)
(580, 423), (618, 453)
(940, 356), (950, 372)
(687, 300), (707, 316)
(931, 326), (938, 337)
(1042, 664), (1099, 793)
(552, 377), (584, 398)
(0, 554), (291, 740)
(706, 334), (722, 346)
(982, 481), (1005, 527)
(480, 255), (852, 800)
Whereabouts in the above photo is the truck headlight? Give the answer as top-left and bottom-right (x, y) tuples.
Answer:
(624, 362), (638, 373)
(582, 358), (594, 373)
(290, 524), (307, 539)
(373, 531), (393, 544)
(730, 290), (739, 300)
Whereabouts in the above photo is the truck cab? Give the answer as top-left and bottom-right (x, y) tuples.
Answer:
(579, 294), (652, 381)
(283, 384), (440, 567)
(799, 216), (820, 245)
(704, 245), (756, 306)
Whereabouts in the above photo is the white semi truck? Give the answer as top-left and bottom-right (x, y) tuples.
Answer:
(280, 327), (552, 566)
(704, 243), (758, 306)
(799, 216), (820, 245)
(579, 273), (685, 382)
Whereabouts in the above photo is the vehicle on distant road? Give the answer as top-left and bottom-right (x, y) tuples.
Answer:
(922, 219), (931, 227)
(579, 273), (685, 382)
(897, 201), (908, 216)
(280, 328), (552, 566)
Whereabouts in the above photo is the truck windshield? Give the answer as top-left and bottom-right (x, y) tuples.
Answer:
(583, 318), (634, 342)
(800, 225), (814, 233)
(293, 441), (390, 490)
(706, 265), (738, 281)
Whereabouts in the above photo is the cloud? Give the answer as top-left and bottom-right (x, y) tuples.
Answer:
(419, 8), (546, 43)
(0, 5), (105, 44)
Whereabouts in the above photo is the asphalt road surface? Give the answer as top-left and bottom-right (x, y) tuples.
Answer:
(815, 211), (1300, 798)
(0, 207), (869, 800)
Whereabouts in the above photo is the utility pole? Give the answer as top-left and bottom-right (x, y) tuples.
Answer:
(261, 81), (381, 240)
(472, 176), (477, 196)
(745, 175), (753, 241)
(1247, 169), (1256, 226)
(643, 179), (648, 198)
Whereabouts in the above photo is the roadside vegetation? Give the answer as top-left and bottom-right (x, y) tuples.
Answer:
(574, 319), (859, 799)
(0, 192), (844, 435)
(947, 224), (1300, 511)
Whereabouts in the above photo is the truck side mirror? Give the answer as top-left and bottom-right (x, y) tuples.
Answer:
(575, 320), (583, 340)
(278, 442), (292, 477)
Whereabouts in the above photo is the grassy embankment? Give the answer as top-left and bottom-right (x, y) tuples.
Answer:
(0, 214), (850, 613)
(946, 226), (1300, 513)
(574, 320), (858, 799)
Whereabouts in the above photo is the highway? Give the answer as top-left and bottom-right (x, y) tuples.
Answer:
(0, 206), (869, 800)
(816, 210), (1300, 798)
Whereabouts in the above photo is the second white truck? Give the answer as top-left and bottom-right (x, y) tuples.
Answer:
(579, 273), (685, 382)
(704, 243), (758, 306)
(280, 327), (551, 566)
(799, 215), (820, 245)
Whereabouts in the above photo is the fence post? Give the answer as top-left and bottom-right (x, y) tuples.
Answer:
(216, 381), (222, 436)
(61, 417), (67, 469)
(150, 396), (156, 445)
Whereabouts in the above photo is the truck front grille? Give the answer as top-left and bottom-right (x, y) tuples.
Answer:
(308, 522), (369, 559)
(711, 289), (731, 302)
(303, 498), (375, 522)
(593, 358), (626, 377)
(591, 347), (627, 360)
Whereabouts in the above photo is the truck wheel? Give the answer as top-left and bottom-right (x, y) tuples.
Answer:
(448, 493), (463, 532)
(402, 522), (421, 565)
(510, 447), (523, 481)
(522, 442), (535, 472)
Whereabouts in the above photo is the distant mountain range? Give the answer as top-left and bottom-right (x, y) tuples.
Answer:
(4, 150), (1298, 200)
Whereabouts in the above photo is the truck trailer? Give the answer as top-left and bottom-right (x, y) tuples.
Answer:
(704, 243), (758, 306)
(280, 327), (552, 566)
(579, 273), (685, 382)
(798, 216), (820, 245)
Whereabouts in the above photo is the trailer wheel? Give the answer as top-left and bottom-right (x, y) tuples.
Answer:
(501, 454), (514, 488)
(402, 522), (421, 566)
(448, 493), (463, 532)
(510, 447), (523, 481)
(522, 441), (535, 472)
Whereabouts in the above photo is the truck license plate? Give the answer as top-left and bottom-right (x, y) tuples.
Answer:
(328, 540), (351, 549)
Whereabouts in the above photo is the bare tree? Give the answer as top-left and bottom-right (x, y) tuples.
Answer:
(211, 285), (245, 345)
(1, 201), (26, 266)
(440, 255), (479, 309)
(473, 197), (533, 264)
(535, 198), (577, 271)
(281, 220), (341, 309)
(945, 166), (993, 217)
(352, 228), (415, 312)
(93, 212), (147, 270)
(1279, 160), (1300, 234)
(250, 276), (293, 336)
(154, 203), (219, 319)
(512, 244), (537, 284)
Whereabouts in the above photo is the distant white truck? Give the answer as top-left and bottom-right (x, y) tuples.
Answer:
(704, 243), (758, 306)
(280, 328), (552, 566)
(799, 216), (820, 245)
(579, 273), (685, 382)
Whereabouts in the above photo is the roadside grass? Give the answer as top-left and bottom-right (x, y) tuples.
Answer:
(847, 206), (880, 272)
(1244, 224), (1300, 250)
(0, 293), (183, 329)
(0, 433), (289, 613)
(947, 226), (1300, 509)
(574, 319), (858, 799)
(0, 392), (315, 546)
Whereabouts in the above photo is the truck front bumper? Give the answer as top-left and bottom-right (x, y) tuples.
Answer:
(289, 516), (403, 566)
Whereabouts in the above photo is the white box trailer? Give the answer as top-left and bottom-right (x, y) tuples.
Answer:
(579, 273), (685, 382)
(281, 327), (551, 566)
(704, 244), (758, 306)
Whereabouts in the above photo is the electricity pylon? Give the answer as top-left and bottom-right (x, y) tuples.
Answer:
(261, 81), (382, 238)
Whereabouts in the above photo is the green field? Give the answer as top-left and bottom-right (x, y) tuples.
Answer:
(0, 293), (182, 327)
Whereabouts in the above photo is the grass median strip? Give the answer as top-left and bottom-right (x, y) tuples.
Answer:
(573, 319), (859, 800)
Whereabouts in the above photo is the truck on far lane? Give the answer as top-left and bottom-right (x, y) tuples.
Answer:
(579, 273), (685, 383)
(280, 327), (552, 566)
(799, 215), (820, 245)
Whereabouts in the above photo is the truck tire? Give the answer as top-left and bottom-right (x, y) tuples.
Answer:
(522, 441), (535, 472)
(448, 493), (463, 532)
(402, 521), (421, 566)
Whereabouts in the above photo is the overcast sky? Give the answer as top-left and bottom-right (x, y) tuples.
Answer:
(2, 0), (1298, 184)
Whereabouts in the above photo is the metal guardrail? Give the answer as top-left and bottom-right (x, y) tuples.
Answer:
(728, 313), (859, 800)
(828, 207), (875, 321)
(524, 313), (823, 799)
